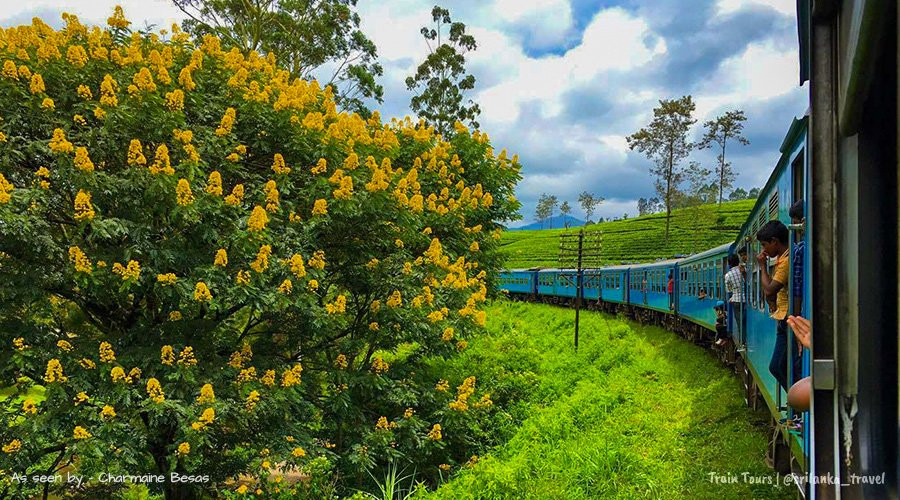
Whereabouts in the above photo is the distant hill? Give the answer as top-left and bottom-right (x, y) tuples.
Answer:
(510, 214), (585, 231)
(500, 199), (756, 269)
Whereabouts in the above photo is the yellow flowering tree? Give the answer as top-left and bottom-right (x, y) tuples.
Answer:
(0, 8), (518, 499)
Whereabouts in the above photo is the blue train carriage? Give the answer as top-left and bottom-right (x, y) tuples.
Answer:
(628, 259), (679, 314)
(734, 115), (808, 466)
(580, 268), (603, 302)
(536, 268), (579, 301)
(496, 269), (537, 298)
(677, 243), (731, 332)
(597, 265), (630, 305)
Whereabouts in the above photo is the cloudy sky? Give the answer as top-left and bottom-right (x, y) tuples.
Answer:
(1, 0), (807, 225)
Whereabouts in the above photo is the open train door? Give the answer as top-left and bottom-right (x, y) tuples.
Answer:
(804, 0), (898, 498)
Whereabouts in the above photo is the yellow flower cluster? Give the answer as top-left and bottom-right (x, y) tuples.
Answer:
(325, 294), (346, 314)
(312, 198), (327, 216)
(0, 173), (13, 203)
(386, 290), (402, 308)
(280, 363), (303, 387)
(77, 84), (92, 99)
(43, 359), (67, 383)
(176, 179), (194, 205)
(307, 250), (325, 270)
(278, 279), (292, 294)
(215, 107), (236, 136)
(73, 426), (92, 440)
(112, 260), (141, 281)
(191, 408), (215, 431)
(111, 366), (132, 383)
(179, 346), (197, 366)
(146, 378), (165, 403)
(375, 416), (398, 431)
(157, 273), (177, 285)
(2, 439), (21, 454)
(206, 171), (223, 196)
(448, 376), (476, 411)
(441, 327), (454, 342)
(127, 139), (146, 166)
(100, 74), (118, 107)
(247, 205), (269, 232)
(271, 153), (291, 175)
(245, 390), (260, 411)
(177, 442), (190, 457)
(22, 399), (38, 414)
(99, 341), (116, 363)
(371, 356), (389, 374)
(74, 147), (94, 171)
(73, 190), (95, 221)
(197, 383), (215, 404)
(164, 88), (184, 111)
(224, 184), (244, 206)
(236, 269), (251, 286)
(193, 281), (212, 302)
(100, 405), (116, 420)
(150, 144), (173, 175)
(334, 354), (348, 370)
(427, 424), (442, 441)
(250, 245), (271, 272)
(56, 339), (73, 351)
(161, 345), (175, 365)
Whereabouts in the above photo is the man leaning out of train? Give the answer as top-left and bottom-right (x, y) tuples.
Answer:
(756, 220), (801, 391)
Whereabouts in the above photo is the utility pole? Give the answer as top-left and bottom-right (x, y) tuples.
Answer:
(559, 229), (602, 351)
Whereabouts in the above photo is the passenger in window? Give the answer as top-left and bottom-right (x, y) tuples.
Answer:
(698, 287), (708, 300)
(756, 220), (801, 391)
(667, 271), (675, 310)
(714, 301), (728, 346)
(724, 254), (745, 347)
(789, 200), (805, 316)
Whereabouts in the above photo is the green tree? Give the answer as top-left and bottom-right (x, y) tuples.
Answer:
(577, 191), (603, 223)
(172, 0), (384, 115)
(627, 96), (696, 241)
(406, 6), (480, 138)
(0, 10), (519, 498)
(559, 201), (571, 229)
(698, 109), (749, 204)
(683, 161), (712, 207)
(728, 187), (748, 201)
(748, 187), (760, 198)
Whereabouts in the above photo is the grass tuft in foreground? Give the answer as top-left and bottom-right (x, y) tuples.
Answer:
(422, 301), (793, 499)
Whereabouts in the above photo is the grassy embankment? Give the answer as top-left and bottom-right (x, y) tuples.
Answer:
(500, 199), (756, 269)
(424, 301), (791, 499)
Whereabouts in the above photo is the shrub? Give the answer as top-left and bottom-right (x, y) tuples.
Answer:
(0, 9), (519, 498)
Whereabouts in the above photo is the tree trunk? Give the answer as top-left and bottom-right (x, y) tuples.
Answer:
(719, 141), (726, 204)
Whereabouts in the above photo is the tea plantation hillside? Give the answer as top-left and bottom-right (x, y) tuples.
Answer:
(501, 199), (756, 268)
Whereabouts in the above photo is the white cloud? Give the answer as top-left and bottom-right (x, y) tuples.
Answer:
(716, 0), (795, 17)
(694, 39), (799, 121)
(492, 0), (574, 50)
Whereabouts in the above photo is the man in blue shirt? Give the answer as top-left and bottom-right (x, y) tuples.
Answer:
(789, 200), (805, 317)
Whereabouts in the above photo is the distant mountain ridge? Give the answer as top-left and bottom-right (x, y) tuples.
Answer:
(509, 214), (586, 231)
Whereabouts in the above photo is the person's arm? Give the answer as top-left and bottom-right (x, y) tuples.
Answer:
(756, 251), (784, 298)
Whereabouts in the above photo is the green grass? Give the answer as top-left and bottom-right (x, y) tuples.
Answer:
(424, 301), (792, 499)
(501, 199), (756, 268)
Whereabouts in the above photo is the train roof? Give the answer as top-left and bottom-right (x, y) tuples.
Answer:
(679, 243), (732, 264)
(628, 258), (682, 269)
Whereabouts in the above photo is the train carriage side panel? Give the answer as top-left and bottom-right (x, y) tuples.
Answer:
(629, 260), (680, 314)
(678, 243), (731, 331)
(599, 265), (630, 304)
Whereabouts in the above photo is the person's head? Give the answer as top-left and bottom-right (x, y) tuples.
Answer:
(728, 254), (740, 267)
(715, 300), (725, 310)
(756, 220), (789, 256)
(738, 248), (748, 262)
(699, 287), (707, 294)
(789, 200), (804, 224)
